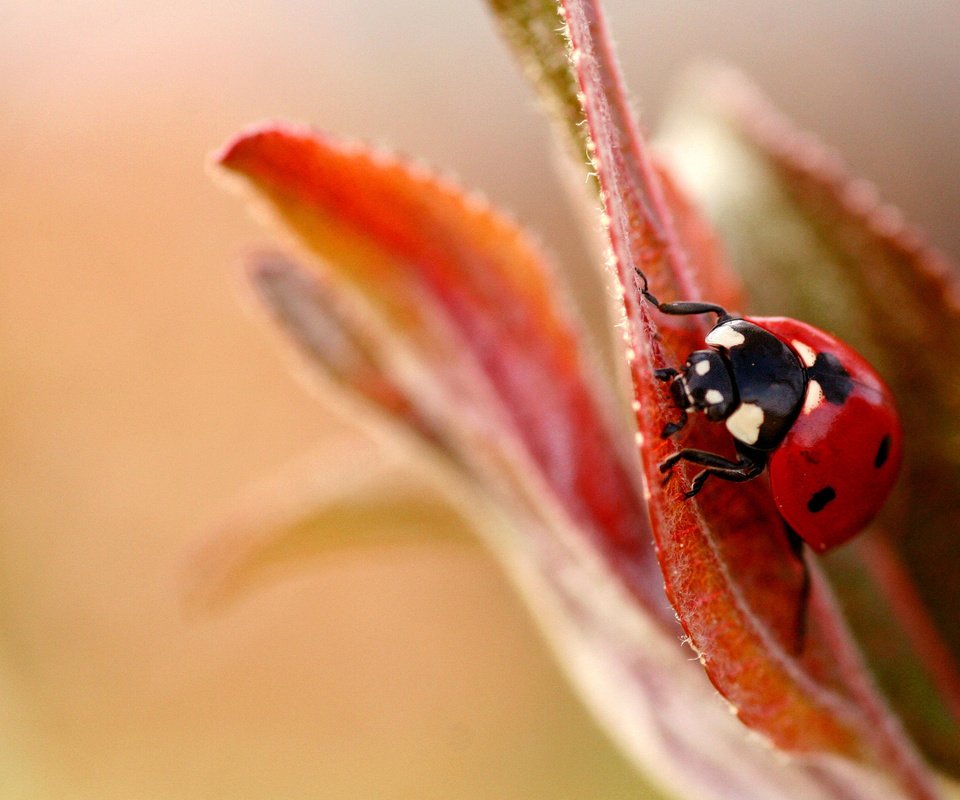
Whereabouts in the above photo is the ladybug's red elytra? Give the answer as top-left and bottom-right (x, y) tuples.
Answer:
(641, 286), (902, 553)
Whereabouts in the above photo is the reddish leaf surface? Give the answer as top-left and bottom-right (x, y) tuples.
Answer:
(218, 127), (666, 613)
(657, 67), (960, 773)
(717, 72), (960, 664)
(561, 0), (939, 794)
(212, 119), (951, 800)
(210, 16), (955, 793)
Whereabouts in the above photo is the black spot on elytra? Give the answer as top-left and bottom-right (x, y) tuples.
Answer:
(807, 486), (837, 513)
(807, 352), (853, 405)
(875, 434), (892, 468)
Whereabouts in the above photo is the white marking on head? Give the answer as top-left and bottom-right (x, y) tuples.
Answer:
(705, 389), (725, 405)
(677, 377), (695, 408)
(694, 360), (711, 376)
(802, 379), (826, 415)
(705, 322), (746, 349)
(791, 339), (818, 368)
(725, 402), (765, 445)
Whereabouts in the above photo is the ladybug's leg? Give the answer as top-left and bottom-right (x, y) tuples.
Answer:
(653, 367), (690, 436)
(659, 448), (755, 473)
(660, 410), (688, 438)
(659, 448), (764, 498)
(684, 461), (764, 498)
(785, 526), (811, 655)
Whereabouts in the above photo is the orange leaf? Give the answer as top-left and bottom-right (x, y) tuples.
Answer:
(217, 125), (667, 615)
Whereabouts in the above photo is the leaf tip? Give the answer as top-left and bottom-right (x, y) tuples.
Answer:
(213, 120), (329, 183)
(215, 121), (282, 168)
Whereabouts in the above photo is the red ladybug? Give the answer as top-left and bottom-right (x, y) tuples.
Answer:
(643, 289), (902, 552)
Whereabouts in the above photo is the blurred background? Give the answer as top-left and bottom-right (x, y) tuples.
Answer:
(2, 1), (959, 797)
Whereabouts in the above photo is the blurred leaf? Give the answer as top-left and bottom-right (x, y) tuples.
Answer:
(562, 1), (941, 794)
(653, 161), (744, 313)
(191, 426), (698, 798)
(187, 436), (472, 613)
(485, 0), (589, 174)
(658, 65), (960, 774)
(217, 124), (667, 614)
(828, 537), (960, 774)
(248, 251), (452, 451)
(486, 0), (743, 313)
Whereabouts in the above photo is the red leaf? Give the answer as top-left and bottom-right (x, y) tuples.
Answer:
(657, 66), (960, 772)
(561, 0), (939, 794)
(718, 73), (960, 672)
(217, 126), (667, 615)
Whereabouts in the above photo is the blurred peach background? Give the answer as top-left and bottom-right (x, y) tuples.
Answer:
(2, 1), (958, 797)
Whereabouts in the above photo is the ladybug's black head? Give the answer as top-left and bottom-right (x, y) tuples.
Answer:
(671, 350), (738, 422)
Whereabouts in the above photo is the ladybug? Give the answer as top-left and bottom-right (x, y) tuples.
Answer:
(641, 287), (902, 553)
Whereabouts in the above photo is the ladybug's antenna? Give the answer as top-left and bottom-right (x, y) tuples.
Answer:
(633, 266), (652, 295)
(633, 268), (731, 322)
